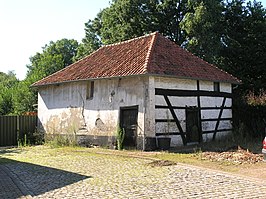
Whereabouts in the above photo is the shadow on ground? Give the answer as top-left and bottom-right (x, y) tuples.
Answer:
(0, 157), (91, 198)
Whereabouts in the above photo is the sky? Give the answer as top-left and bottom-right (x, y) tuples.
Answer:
(0, 0), (110, 80)
(0, 0), (265, 80)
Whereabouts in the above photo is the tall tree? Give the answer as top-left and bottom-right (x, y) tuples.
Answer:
(0, 71), (18, 115)
(180, 0), (224, 63)
(219, 0), (266, 92)
(74, 12), (103, 61)
(100, 0), (189, 44)
(77, 0), (266, 94)
(27, 39), (79, 79)
(76, 0), (189, 60)
(12, 39), (79, 114)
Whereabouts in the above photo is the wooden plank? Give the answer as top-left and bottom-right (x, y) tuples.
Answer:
(200, 107), (232, 110)
(155, 105), (232, 110)
(196, 80), (203, 143)
(155, 105), (188, 109)
(213, 97), (227, 141)
(156, 132), (184, 136)
(155, 119), (176, 123)
(201, 118), (232, 122)
(163, 95), (187, 145)
(155, 88), (233, 98)
(203, 128), (233, 134)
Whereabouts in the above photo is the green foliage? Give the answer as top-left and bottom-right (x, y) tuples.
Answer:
(0, 71), (18, 115)
(78, 0), (189, 55)
(218, 0), (266, 92)
(31, 130), (45, 145)
(78, 0), (266, 96)
(74, 15), (102, 61)
(18, 134), (30, 148)
(27, 39), (78, 78)
(181, 0), (224, 62)
(45, 133), (78, 148)
(12, 39), (79, 115)
(116, 125), (125, 150)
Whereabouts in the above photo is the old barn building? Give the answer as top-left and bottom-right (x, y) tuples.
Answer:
(32, 32), (240, 150)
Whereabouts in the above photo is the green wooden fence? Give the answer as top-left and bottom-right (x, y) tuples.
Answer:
(0, 115), (37, 147)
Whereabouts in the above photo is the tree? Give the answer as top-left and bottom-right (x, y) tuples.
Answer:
(76, 0), (189, 61)
(73, 0), (266, 94)
(180, 0), (224, 63)
(219, 0), (266, 92)
(74, 12), (103, 61)
(100, 0), (189, 44)
(27, 39), (79, 79)
(12, 39), (79, 114)
(0, 71), (18, 115)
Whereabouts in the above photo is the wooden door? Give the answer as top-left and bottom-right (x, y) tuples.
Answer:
(186, 108), (200, 143)
(120, 106), (138, 147)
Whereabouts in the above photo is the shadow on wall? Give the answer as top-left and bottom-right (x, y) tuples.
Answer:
(0, 157), (90, 198)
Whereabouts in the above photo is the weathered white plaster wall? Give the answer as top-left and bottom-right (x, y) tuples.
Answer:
(38, 76), (148, 147)
(144, 76), (156, 137)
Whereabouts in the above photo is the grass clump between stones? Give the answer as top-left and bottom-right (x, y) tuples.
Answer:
(44, 133), (78, 148)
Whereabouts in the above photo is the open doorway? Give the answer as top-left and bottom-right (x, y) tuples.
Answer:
(120, 106), (138, 148)
(186, 107), (201, 143)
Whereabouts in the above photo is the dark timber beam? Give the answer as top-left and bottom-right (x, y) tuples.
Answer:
(212, 97), (227, 141)
(197, 80), (203, 143)
(201, 118), (232, 122)
(155, 119), (176, 123)
(155, 105), (232, 110)
(156, 132), (184, 136)
(163, 95), (187, 145)
(155, 88), (233, 98)
(203, 128), (232, 134)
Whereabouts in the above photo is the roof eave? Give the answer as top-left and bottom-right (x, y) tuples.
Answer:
(31, 73), (241, 89)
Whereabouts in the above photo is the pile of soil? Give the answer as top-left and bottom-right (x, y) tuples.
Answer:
(201, 146), (264, 164)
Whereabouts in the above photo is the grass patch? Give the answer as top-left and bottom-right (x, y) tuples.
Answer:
(44, 133), (78, 148)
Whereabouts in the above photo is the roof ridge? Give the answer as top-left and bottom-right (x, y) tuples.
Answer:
(143, 32), (158, 73)
(101, 32), (157, 48)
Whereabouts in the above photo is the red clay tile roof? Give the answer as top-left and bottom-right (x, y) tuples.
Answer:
(32, 32), (240, 87)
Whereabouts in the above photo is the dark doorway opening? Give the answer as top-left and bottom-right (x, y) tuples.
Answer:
(186, 107), (201, 143)
(120, 106), (138, 148)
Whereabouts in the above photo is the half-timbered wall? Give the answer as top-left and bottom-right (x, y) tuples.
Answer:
(37, 75), (233, 149)
(153, 77), (233, 146)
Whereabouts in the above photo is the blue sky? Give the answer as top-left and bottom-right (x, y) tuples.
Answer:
(0, 0), (265, 80)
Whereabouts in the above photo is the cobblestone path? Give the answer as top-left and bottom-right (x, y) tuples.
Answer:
(1, 149), (266, 198)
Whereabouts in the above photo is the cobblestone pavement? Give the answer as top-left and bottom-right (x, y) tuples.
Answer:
(0, 165), (30, 199)
(1, 149), (266, 198)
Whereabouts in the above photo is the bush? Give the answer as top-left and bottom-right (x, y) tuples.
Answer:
(233, 92), (266, 139)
